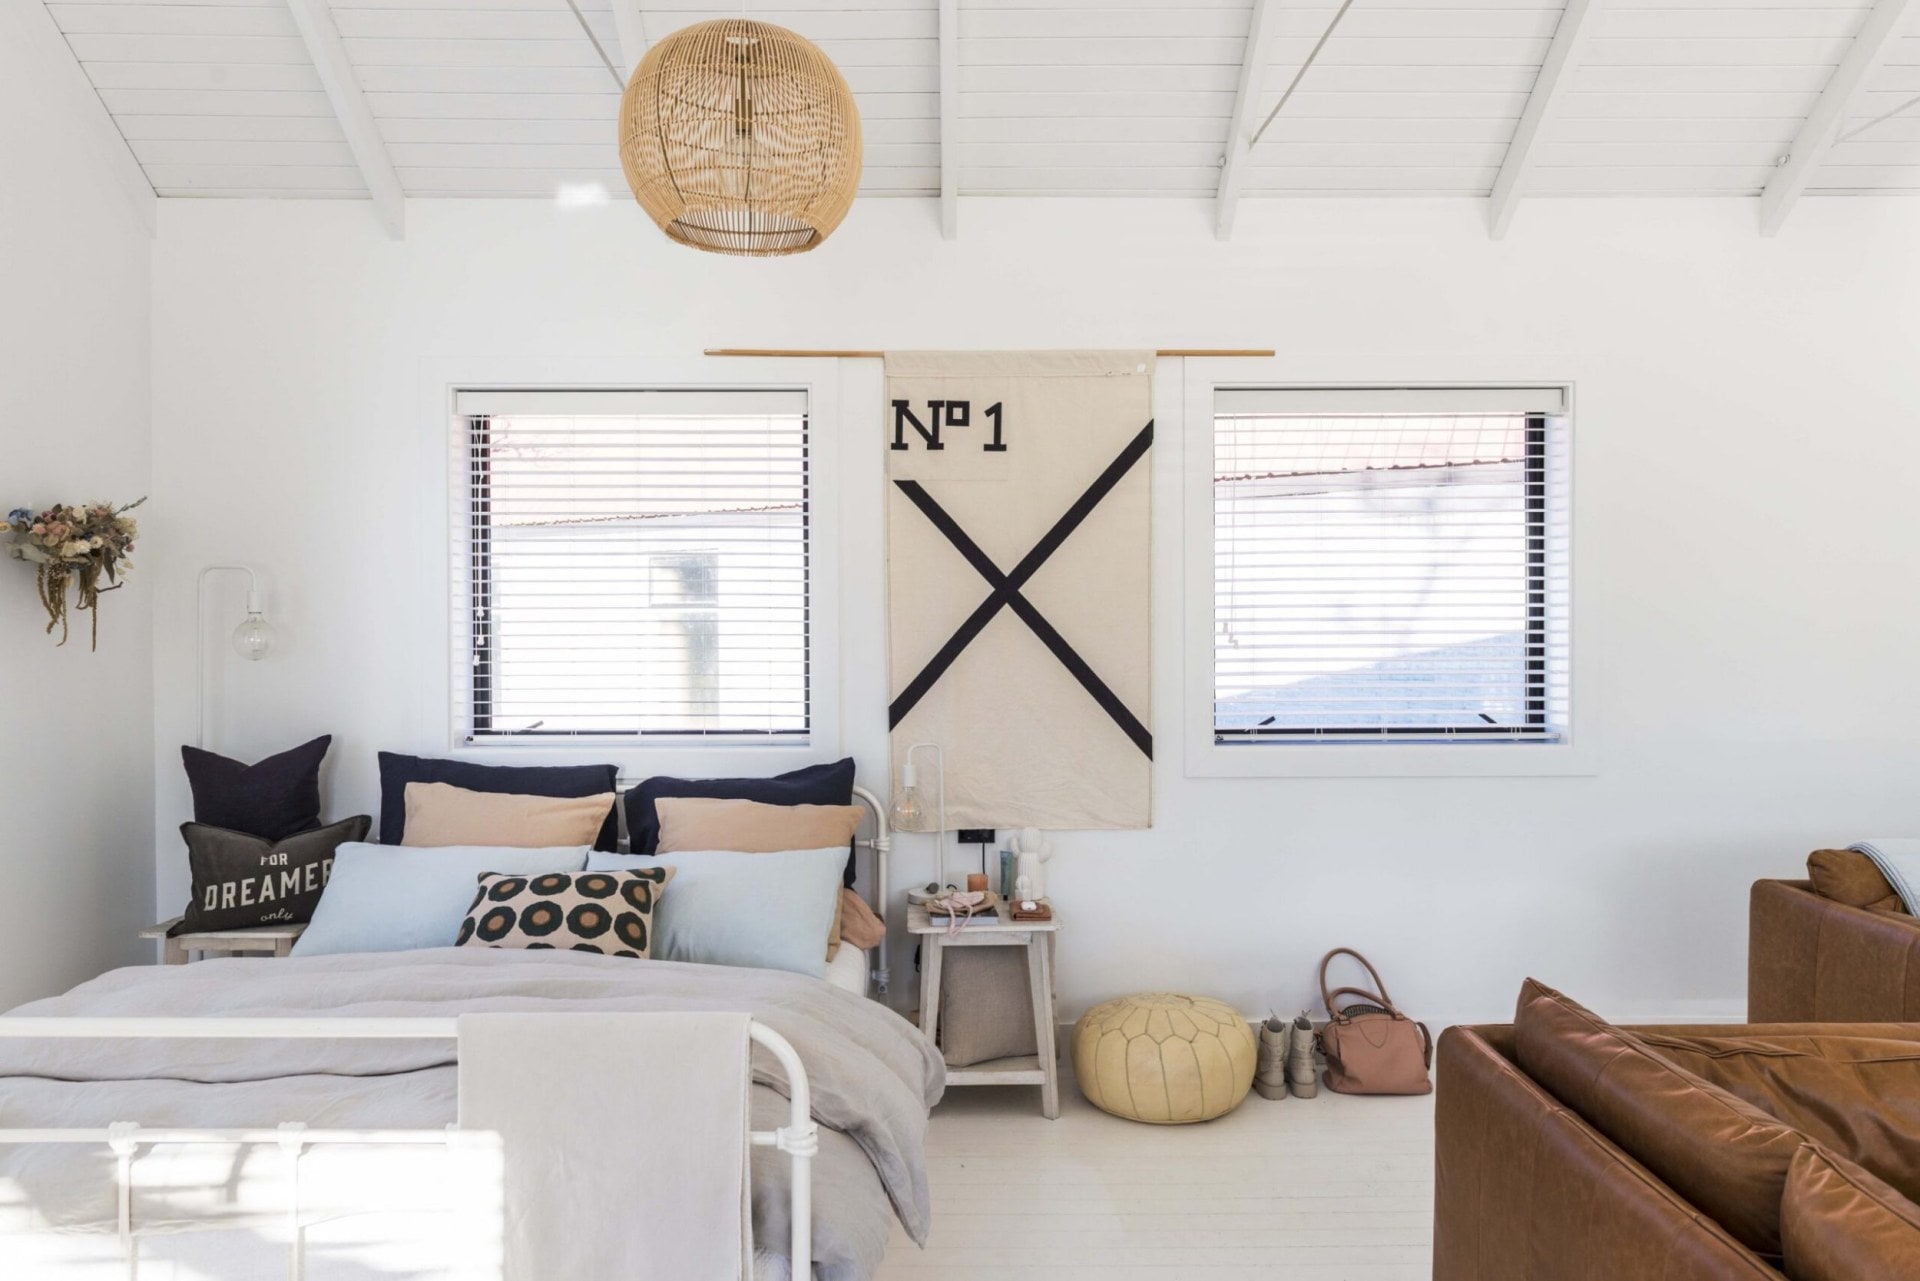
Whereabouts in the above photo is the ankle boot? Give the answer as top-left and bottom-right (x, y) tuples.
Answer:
(1288, 1012), (1319, 1099)
(1254, 1013), (1290, 1100)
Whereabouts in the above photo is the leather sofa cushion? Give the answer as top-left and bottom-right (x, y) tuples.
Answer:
(1782, 1145), (1920, 1281)
(1640, 1030), (1920, 1208)
(1806, 848), (1907, 915)
(1437, 1025), (1781, 1281)
(1514, 979), (1808, 1261)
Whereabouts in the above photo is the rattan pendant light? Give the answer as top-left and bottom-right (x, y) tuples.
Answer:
(619, 19), (863, 257)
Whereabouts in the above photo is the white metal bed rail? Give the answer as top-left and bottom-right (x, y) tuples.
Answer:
(0, 1016), (816, 1281)
(851, 783), (893, 996)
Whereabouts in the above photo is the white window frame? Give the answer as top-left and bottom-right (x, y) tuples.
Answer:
(1180, 357), (1596, 779)
(418, 357), (842, 778)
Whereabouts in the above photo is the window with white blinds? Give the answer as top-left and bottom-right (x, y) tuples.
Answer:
(455, 389), (810, 742)
(1212, 388), (1570, 746)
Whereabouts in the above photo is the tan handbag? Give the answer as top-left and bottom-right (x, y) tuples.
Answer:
(1316, 948), (1433, 1096)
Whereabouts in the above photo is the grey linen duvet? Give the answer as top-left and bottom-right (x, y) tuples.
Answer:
(0, 948), (945, 1281)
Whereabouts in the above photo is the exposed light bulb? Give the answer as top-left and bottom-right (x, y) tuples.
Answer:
(891, 785), (923, 828)
(231, 610), (273, 662)
(890, 760), (924, 828)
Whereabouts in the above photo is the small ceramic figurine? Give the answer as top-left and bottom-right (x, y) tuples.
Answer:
(1013, 827), (1052, 901)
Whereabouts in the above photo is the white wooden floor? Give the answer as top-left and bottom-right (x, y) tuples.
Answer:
(877, 1081), (1434, 1280)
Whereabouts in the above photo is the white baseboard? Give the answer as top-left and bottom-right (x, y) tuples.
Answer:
(1589, 1003), (1747, 1026)
(1054, 1001), (1750, 1051)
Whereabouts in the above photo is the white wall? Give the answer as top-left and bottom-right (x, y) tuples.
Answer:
(151, 194), (1920, 1029)
(0, 20), (154, 1005)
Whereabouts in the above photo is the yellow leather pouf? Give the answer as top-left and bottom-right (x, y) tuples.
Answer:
(1072, 992), (1257, 1124)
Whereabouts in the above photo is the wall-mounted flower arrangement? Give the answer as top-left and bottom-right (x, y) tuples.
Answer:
(5, 498), (145, 650)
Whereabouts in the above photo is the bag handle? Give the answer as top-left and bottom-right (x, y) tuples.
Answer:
(1325, 985), (1405, 1022)
(1319, 948), (1396, 1015)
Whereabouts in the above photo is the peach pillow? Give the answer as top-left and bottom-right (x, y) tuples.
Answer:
(401, 782), (614, 849)
(654, 797), (864, 855)
(837, 887), (887, 951)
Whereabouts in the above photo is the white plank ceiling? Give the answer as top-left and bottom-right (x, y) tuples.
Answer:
(35, 0), (1920, 219)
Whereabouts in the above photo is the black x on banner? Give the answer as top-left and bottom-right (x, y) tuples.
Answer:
(888, 420), (1154, 759)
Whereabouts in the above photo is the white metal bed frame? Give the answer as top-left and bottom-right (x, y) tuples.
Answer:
(0, 784), (898, 1280)
(0, 1016), (819, 1281)
(850, 783), (893, 996)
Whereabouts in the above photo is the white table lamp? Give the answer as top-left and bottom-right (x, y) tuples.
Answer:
(893, 743), (949, 892)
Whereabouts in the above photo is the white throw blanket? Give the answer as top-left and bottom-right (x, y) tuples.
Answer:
(459, 1012), (752, 1281)
(1849, 839), (1920, 913)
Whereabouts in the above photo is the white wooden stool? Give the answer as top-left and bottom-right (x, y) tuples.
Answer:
(140, 918), (306, 964)
(909, 902), (1060, 1118)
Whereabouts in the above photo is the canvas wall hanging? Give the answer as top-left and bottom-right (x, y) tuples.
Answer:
(885, 350), (1153, 831)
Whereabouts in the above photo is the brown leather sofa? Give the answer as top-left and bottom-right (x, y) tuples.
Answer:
(1438, 1021), (1773, 1280)
(1750, 878), (1920, 1022)
(1435, 1007), (1920, 1280)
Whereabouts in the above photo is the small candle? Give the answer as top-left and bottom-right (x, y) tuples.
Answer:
(966, 873), (988, 893)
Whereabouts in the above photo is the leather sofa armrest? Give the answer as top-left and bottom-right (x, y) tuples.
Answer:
(1750, 879), (1920, 1023)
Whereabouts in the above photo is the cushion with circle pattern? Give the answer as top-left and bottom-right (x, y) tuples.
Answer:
(457, 868), (674, 959)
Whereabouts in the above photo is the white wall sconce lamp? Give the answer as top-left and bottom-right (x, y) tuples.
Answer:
(197, 564), (275, 748)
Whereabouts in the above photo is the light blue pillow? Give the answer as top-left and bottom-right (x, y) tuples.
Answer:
(293, 843), (589, 958)
(586, 847), (845, 979)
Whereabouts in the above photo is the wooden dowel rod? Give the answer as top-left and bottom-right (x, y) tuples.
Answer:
(703, 348), (1274, 359)
(1160, 349), (1274, 357)
(707, 349), (885, 358)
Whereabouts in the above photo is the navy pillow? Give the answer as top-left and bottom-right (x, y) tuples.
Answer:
(624, 758), (858, 857)
(377, 752), (620, 851)
(182, 736), (331, 842)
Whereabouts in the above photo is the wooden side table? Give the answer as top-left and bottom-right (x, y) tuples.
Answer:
(909, 901), (1060, 1119)
(140, 918), (306, 965)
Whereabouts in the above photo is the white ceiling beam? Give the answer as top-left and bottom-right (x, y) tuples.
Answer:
(1759, 0), (1918, 237)
(1215, 0), (1285, 240)
(1487, 0), (1602, 240)
(1839, 91), (1920, 145)
(938, 0), (959, 239)
(283, 0), (405, 239)
(609, 1), (648, 82)
(14, 2), (155, 238)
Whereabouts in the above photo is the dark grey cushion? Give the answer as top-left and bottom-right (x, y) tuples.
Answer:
(173, 814), (371, 935)
(181, 735), (331, 841)
(376, 752), (619, 851)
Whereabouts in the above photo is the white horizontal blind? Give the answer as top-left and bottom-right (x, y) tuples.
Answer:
(1213, 392), (1570, 745)
(454, 389), (810, 741)
(1216, 387), (1567, 416)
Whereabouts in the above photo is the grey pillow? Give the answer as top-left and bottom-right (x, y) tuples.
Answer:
(938, 948), (1039, 1068)
(174, 815), (371, 936)
(293, 842), (589, 957)
(586, 847), (845, 979)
